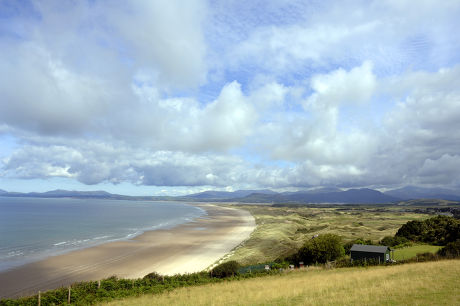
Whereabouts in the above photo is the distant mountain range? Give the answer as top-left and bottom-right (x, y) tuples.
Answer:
(0, 189), (158, 200)
(0, 186), (459, 204)
(186, 189), (277, 199)
(383, 186), (460, 201)
(232, 188), (398, 204)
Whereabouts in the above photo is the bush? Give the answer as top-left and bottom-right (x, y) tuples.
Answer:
(400, 252), (439, 263)
(438, 239), (460, 258)
(336, 256), (387, 268)
(271, 260), (290, 270)
(293, 234), (345, 265)
(211, 261), (240, 278)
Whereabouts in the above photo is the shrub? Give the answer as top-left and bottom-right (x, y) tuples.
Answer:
(271, 260), (289, 270)
(400, 252), (439, 263)
(335, 257), (384, 268)
(438, 239), (460, 258)
(211, 261), (240, 278)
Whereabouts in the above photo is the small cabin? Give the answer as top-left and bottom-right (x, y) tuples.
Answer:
(350, 244), (393, 263)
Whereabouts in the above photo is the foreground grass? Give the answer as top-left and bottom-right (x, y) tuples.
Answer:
(105, 260), (460, 306)
(394, 244), (442, 261)
(227, 205), (430, 264)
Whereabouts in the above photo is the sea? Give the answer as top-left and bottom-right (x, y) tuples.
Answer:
(0, 197), (205, 272)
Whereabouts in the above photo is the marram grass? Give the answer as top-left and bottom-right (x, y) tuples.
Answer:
(104, 259), (460, 306)
(226, 205), (430, 265)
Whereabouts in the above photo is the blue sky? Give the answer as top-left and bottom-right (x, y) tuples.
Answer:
(1, 0), (460, 195)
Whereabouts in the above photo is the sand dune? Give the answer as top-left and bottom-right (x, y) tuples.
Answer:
(0, 204), (255, 299)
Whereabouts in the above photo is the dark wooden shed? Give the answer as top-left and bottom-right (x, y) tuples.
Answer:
(350, 244), (393, 263)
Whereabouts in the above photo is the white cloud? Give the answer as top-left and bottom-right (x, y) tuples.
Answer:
(116, 80), (257, 152)
(305, 61), (376, 109)
(108, 0), (208, 88)
(226, 0), (460, 76)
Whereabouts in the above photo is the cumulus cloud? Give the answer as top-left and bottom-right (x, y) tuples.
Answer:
(305, 61), (376, 108)
(253, 62), (378, 168)
(115, 80), (257, 152)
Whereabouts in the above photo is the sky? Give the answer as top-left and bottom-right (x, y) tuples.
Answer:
(1, 0), (460, 196)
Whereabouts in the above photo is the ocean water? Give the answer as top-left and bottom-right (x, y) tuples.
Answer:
(0, 197), (205, 272)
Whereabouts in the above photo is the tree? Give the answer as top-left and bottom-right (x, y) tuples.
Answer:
(379, 236), (409, 247)
(396, 216), (460, 245)
(211, 261), (239, 278)
(295, 234), (345, 265)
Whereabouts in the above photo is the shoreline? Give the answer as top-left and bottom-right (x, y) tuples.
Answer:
(0, 203), (255, 299)
(0, 200), (206, 274)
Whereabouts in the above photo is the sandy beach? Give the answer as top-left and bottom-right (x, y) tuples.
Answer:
(0, 204), (255, 299)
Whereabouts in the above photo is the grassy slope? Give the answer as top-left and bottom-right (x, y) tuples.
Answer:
(105, 260), (460, 306)
(226, 205), (430, 265)
(394, 245), (442, 260)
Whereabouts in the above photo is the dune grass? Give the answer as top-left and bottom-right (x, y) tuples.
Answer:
(104, 259), (460, 306)
(225, 205), (430, 265)
(393, 244), (442, 260)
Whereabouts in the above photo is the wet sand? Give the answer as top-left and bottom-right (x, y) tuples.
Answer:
(0, 204), (255, 299)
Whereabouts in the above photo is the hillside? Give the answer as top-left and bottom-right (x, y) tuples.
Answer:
(2, 186), (460, 204)
(237, 188), (398, 204)
(385, 186), (460, 201)
(106, 260), (460, 305)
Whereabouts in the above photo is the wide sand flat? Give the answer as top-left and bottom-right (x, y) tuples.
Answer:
(0, 204), (255, 299)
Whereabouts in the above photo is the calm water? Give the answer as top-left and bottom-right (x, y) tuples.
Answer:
(0, 197), (205, 272)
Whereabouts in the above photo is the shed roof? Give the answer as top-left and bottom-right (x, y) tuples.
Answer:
(350, 244), (390, 253)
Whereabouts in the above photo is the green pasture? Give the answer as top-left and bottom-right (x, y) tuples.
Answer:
(393, 244), (442, 261)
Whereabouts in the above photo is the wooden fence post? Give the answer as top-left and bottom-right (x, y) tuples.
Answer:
(98, 280), (101, 289)
(38, 291), (41, 306)
(68, 286), (71, 304)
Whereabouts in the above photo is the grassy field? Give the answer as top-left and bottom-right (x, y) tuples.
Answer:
(104, 259), (460, 306)
(394, 244), (442, 261)
(225, 205), (430, 265)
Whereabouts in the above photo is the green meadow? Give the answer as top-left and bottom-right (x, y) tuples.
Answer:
(393, 244), (442, 261)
